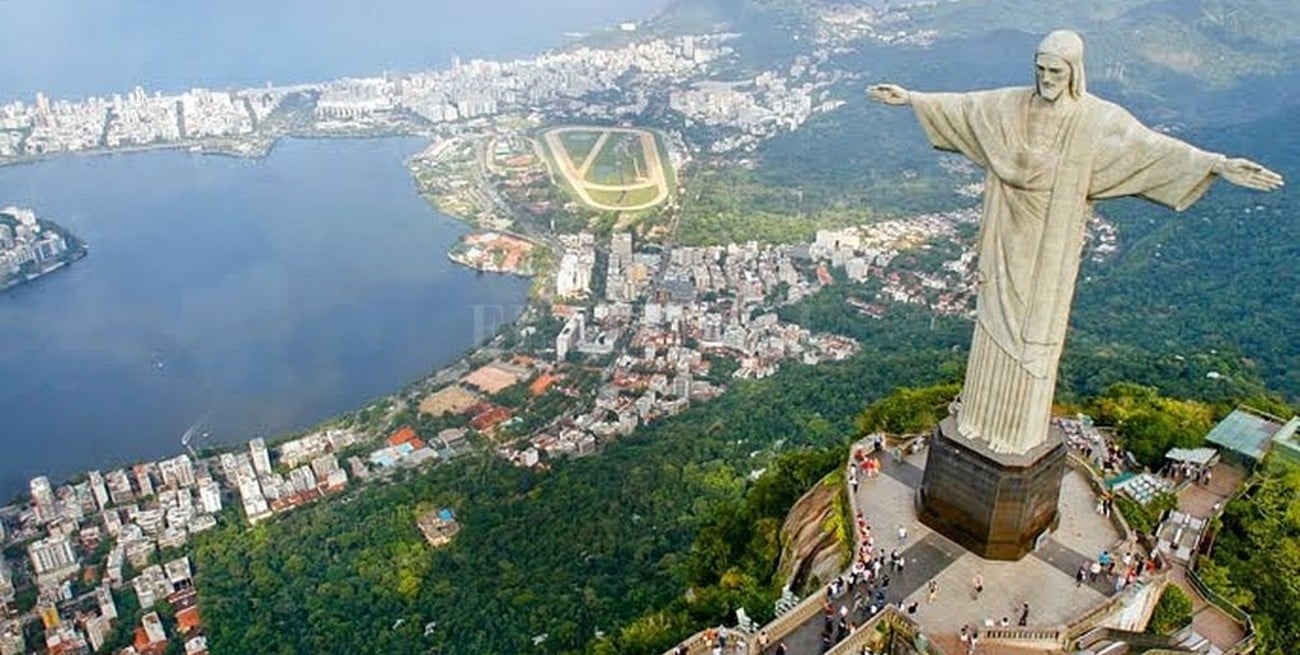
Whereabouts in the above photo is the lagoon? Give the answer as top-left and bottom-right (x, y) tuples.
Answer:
(0, 138), (531, 497)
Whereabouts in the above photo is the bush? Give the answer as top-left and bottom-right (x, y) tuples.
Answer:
(1148, 585), (1194, 636)
(1114, 491), (1176, 537)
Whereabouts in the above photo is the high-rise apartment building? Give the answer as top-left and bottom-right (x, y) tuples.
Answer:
(250, 438), (272, 476)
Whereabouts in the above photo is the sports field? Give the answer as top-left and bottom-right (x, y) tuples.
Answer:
(540, 126), (671, 212)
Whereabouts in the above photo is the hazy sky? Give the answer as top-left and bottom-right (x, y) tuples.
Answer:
(0, 0), (674, 100)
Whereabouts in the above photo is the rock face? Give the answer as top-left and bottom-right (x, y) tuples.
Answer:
(775, 475), (847, 595)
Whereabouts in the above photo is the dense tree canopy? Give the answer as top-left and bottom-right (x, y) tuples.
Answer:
(1199, 460), (1300, 655)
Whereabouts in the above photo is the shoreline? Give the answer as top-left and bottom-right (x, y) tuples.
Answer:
(0, 249), (86, 294)
(0, 134), (545, 499)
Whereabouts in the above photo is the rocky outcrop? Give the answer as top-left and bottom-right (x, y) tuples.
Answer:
(775, 474), (848, 596)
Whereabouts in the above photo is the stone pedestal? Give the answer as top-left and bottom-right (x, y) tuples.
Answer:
(917, 416), (1065, 560)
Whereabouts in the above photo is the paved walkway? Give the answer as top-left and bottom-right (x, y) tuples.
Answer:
(760, 443), (1124, 655)
(1169, 462), (1249, 651)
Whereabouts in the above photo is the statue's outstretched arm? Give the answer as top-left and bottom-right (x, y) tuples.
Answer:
(868, 84), (911, 106)
(1213, 156), (1285, 192)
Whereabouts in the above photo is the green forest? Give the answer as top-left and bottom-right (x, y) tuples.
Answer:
(195, 323), (962, 654)
(194, 274), (1300, 654)
(1200, 460), (1300, 655)
(191, 2), (1300, 652)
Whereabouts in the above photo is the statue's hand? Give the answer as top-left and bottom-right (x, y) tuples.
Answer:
(1217, 157), (1284, 192)
(868, 84), (911, 106)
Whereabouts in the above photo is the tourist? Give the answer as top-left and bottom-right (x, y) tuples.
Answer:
(1018, 602), (1030, 626)
(775, 642), (788, 655)
(998, 617), (1009, 627)
(972, 573), (984, 598)
(898, 524), (908, 543)
(758, 630), (770, 651)
(928, 579), (938, 603)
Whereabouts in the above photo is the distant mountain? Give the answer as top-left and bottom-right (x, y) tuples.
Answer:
(656, 0), (1300, 97)
(653, 0), (1300, 400)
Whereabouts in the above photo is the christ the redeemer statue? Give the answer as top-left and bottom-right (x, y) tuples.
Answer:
(870, 30), (1282, 456)
(868, 30), (1282, 559)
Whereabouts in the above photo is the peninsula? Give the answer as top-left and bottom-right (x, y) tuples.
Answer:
(0, 206), (87, 293)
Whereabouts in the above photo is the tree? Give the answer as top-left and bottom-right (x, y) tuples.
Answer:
(1088, 383), (1216, 468)
(1206, 460), (1300, 655)
(855, 383), (960, 435)
(1147, 585), (1193, 636)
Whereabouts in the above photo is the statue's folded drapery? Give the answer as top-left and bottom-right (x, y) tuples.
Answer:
(910, 87), (1220, 453)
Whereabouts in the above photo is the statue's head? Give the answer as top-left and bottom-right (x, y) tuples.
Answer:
(1035, 30), (1086, 102)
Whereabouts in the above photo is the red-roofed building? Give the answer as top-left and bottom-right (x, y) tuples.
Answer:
(470, 406), (513, 431)
(133, 628), (167, 655)
(816, 263), (833, 286)
(176, 606), (202, 635)
(387, 427), (419, 448)
(529, 373), (559, 397)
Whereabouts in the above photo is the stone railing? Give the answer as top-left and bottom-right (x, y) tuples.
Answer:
(1070, 626), (1191, 653)
(976, 625), (1065, 646)
(824, 616), (890, 655)
(746, 584), (827, 651)
(825, 607), (949, 655)
(659, 629), (712, 655)
(1067, 451), (1136, 543)
(662, 627), (756, 655)
(1062, 573), (1166, 646)
(1182, 506), (1256, 655)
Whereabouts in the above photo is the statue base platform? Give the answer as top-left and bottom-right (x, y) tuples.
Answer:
(917, 416), (1065, 561)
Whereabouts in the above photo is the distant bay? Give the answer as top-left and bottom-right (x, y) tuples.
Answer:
(0, 0), (668, 101)
(0, 138), (531, 497)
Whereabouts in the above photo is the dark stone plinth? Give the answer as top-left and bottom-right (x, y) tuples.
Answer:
(917, 416), (1065, 561)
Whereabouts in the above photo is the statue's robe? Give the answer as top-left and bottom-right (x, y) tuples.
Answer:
(911, 88), (1220, 453)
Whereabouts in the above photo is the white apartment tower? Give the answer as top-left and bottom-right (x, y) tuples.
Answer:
(87, 470), (110, 510)
(0, 559), (14, 603)
(134, 464), (155, 498)
(159, 455), (196, 489)
(250, 438), (272, 476)
(27, 535), (77, 578)
(29, 476), (55, 522)
(197, 479), (223, 514)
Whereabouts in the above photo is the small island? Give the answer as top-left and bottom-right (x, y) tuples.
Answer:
(0, 206), (88, 292)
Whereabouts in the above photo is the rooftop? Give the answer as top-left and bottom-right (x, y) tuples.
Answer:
(1205, 408), (1288, 462)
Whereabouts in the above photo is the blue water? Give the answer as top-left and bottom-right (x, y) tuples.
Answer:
(0, 0), (671, 498)
(0, 0), (669, 101)
(0, 139), (531, 496)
